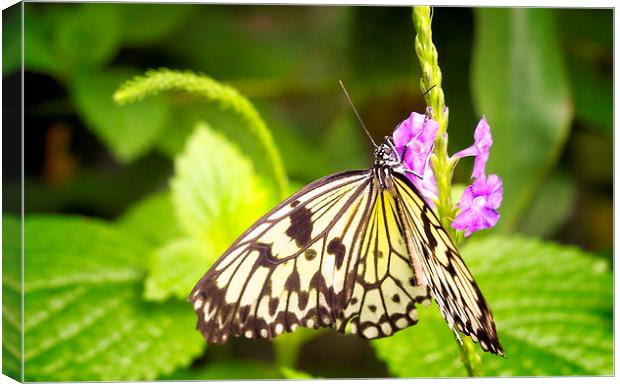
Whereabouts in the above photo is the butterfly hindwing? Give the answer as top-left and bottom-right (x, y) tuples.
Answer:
(392, 173), (504, 355)
(337, 189), (431, 339)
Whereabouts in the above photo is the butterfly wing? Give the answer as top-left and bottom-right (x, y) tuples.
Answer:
(190, 170), (372, 343)
(392, 172), (504, 355)
(337, 187), (431, 339)
(189, 170), (431, 343)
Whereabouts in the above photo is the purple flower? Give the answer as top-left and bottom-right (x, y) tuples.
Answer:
(392, 112), (439, 204)
(451, 116), (493, 179)
(411, 163), (438, 205)
(451, 174), (503, 237)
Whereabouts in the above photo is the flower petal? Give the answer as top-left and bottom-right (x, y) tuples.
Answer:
(451, 173), (503, 236)
(451, 116), (494, 179)
(392, 111), (439, 207)
(485, 174), (503, 209)
(393, 112), (426, 149)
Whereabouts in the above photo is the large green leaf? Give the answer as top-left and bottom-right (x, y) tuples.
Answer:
(70, 69), (170, 162)
(2, 216), (21, 381)
(4, 215), (204, 381)
(471, 8), (573, 232)
(170, 122), (271, 245)
(144, 237), (217, 301)
(144, 122), (272, 301)
(118, 191), (205, 302)
(372, 236), (612, 377)
(117, 191), (182, 249)
(517, 172), (577, 238)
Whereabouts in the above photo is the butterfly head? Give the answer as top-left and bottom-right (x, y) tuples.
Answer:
(374, 143), (399, 168)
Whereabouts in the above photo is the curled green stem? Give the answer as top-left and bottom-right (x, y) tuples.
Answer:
(412, 5), (483, 377)
(114, 68), (289, 199)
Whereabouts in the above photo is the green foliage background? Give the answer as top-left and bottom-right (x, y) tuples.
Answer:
(2, 3), (612, 380)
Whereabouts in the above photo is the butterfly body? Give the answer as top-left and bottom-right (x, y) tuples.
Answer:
(190, 137), (504, 355)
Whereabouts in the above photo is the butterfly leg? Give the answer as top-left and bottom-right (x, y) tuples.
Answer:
(401, 168), (424, 180)
(385, 136), (403, 163)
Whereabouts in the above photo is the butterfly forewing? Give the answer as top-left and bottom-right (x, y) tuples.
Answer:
(392, 173), (504, 355)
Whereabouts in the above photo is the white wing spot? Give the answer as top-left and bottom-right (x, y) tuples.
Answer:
(363, 326), (379, 339)
(408, 309), (418, 321)
(349, 322), (358, 334)
(381, 323), (393, 335)
(396, 318), (409, 329)
(275, 323), (284, 334)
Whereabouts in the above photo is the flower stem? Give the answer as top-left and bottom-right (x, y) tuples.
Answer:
(412, 6), (455, 234)
(412, 6), (483, 377)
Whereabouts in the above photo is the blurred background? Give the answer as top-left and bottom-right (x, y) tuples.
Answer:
(2, 3), (613, 380)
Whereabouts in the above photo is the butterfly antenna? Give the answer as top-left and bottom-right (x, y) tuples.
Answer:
(338, 80), (378, 148)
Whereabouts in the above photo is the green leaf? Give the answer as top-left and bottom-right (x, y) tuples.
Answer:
(280, 366), (315, 379)
(566, 56), (612, 134)
(517, 172), (577, 238)
(372, 236), (612, 377)
(120, 4), (193, 45)
(2, 6), (21, 75)
(153, 103), (202, 158)
(53, 4), (121, 69)
(21, 4), (73, 75)
(471, 9), (573, 232)
(165, 360), (283, 380)
(171, 122), (271, 245)
(144, 238), (217, 301)
(70, 69), (170, 162)
(117, 191), (182, 248)
(11, 215), (204, 381)
(3, 215), (21, 381)
(144, 122), (271, 300)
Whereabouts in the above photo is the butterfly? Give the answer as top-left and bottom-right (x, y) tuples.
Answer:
(189, 115), (504, 356)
